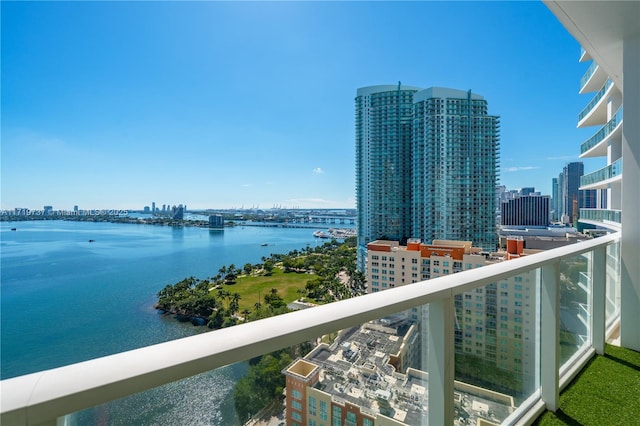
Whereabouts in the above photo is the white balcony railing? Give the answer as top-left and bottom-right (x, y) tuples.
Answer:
(0, 233), (621, 425)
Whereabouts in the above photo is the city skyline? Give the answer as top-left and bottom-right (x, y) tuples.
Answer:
(2, 1), (600, 210)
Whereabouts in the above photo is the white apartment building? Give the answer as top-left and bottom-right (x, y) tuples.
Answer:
(366, 239), (537, 394)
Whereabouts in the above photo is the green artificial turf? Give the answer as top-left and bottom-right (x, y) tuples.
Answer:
(534, 344), (640, 426)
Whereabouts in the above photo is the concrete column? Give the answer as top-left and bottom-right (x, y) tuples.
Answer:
(621, 33), (640, 352)
(541, 263), (560, 412)
(428, 297), (454, 425)
(592, 246), (606, 355)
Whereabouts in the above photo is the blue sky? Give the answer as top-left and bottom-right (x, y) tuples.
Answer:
(1, 1), (601, 210)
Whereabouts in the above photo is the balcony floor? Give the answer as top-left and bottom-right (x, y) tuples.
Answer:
(533, 344), (640, 425)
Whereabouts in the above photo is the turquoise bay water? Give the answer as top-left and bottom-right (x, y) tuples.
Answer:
(1, 220), (320, 424)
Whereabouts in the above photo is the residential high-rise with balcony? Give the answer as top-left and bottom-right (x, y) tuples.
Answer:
(412, 88), (500, 252)
(356, 85), (499, 270)
(355, 84), (422, 270)
(576, 45), (623, 232)
(545, 0), (639, 353)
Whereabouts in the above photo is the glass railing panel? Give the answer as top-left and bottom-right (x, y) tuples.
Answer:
(578, 79), (613, 121)
(559, 252), (592, 366)
(64, 304), (447, 426)
(580, 61), (598, 90)
(67, 363), (249, 425)
(605, 241), (621, 329)
(581, 106), (623, 154)
(579, 209), (622, 223)
(580, 158), (623, 186)
(453, 273), (540, 424)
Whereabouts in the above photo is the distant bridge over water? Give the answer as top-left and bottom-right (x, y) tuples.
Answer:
(235, 221), (355, 230)
(295, 216), (356, 225)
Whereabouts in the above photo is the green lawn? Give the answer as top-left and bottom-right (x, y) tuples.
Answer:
(534, 344), (640, 426)
(220, 268), (314, 311)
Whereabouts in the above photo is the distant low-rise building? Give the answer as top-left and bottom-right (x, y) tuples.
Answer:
(208, 214), (224, 229)
(172, 204), (184, 220)
(498, 225), (592, 250)
(500, 195), (550, 227)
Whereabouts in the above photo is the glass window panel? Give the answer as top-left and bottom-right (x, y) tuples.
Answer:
(454, 271), (540, 423)
(559, 252), (592, 366)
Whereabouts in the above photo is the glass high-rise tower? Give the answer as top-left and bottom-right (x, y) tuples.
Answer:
(355, 83), (422, 269)
(412, 88), (499, 251)
(356, 85), (500, 270)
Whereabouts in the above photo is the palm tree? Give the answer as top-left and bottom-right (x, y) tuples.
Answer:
(350, 270), (367, 296)
(217, 289), (230, 308)
(243, 263), (252, 276)
(217, 265), (227, 278)
(263, 260), (274, 275)
(241, 308), (251, 321)
(229, 293), (241, 314)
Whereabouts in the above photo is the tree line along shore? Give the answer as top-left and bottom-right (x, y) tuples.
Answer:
(154, 236), (364, 422)
(154, 236), (363, 327)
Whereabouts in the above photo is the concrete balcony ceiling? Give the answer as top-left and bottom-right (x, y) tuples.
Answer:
(579, 47), (592, 62)
(545, 1), (640, 92)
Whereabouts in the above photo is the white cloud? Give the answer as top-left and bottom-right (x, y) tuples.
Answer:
(241, 183), (252, 187)
(313, 167), (324, 174)
(504, 166), (540, 172)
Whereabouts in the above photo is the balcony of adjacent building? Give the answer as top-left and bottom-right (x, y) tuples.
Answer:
(579, 157), (622, 189)
(579, 208), (622, 231)
(579, 61), (608, 95)
(580, 106), (623, 157)
(577, 79), (614, 128)
(2, 232), (637, 426)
